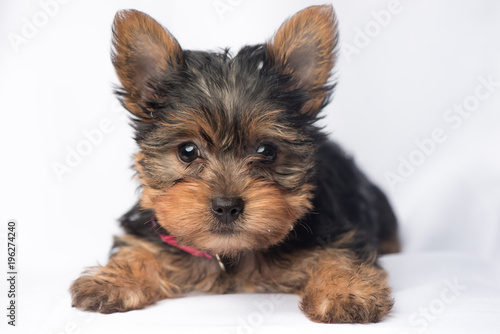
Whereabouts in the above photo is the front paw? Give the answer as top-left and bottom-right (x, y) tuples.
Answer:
(70, 268), (148, 314)
(300, 264), (393, 323)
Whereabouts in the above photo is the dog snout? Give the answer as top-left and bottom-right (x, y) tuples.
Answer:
(211, 196), (244, 224)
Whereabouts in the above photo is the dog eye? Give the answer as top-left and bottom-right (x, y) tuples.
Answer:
(256, 144), (277, 163)
(178, 143), (200, 163)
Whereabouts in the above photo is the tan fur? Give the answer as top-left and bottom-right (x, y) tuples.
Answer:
(71, 234), (392, 322)
(112, 10), (182, 119)
(267, 5), (338, 116)
(70, 236), (177, 313)
(300, 256), (393, 323)
(138, 151), (314, 256)
(71, 5), (397, 323)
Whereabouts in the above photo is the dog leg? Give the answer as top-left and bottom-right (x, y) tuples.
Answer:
(70, 234), (221, 313)
(299, 250), (393, 323)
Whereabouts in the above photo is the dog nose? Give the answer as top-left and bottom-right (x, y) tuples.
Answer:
(211, 196), (244, 224)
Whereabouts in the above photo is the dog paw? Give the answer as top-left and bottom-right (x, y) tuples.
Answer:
(300, 264), (393, 323)
(70, 269), (148, 314)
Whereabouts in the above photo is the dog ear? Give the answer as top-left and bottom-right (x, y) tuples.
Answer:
(267, 5), (338, 116)
(112, 10), (183, 120)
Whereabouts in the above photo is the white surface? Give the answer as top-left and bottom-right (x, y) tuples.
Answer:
(1, 0), (499, 333)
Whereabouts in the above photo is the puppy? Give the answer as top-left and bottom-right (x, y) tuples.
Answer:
(70, 5), (400, 323)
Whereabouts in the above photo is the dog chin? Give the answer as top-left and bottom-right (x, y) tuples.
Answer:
(210, 225), (239, 236)
(189, 229), (283, 256)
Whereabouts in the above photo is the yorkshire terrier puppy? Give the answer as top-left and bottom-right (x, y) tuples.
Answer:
(70, 5), (400, 323)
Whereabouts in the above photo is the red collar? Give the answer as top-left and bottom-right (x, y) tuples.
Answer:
(152, 218), (214, 259)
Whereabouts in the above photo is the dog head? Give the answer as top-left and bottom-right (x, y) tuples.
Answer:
(112, 5), (338, 256)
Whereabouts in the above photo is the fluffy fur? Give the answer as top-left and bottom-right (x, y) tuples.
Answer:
(70, 5), (400, 323)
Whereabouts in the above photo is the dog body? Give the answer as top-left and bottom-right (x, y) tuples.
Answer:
(71, 5), (400, 323)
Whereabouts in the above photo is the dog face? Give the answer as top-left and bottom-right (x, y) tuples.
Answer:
(111, 6), (338, 256)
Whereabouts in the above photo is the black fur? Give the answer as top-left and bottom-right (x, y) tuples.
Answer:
(121, 140), (398, 262)
(121, 45), (325, 146)
(283, 141), (398, 261)
(71, 7), (399, 322)
(118, 15), (397, 265)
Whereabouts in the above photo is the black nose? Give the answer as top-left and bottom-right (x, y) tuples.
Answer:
(211, 196), (244, 224)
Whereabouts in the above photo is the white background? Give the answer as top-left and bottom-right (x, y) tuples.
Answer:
(1, 0), (499, 333)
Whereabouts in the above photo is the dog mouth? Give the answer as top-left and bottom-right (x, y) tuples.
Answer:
(209, 223), (241, 236)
